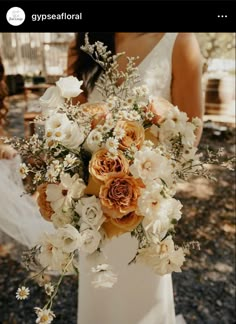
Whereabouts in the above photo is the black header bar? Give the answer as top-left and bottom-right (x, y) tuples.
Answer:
(0, 1), (235, 32)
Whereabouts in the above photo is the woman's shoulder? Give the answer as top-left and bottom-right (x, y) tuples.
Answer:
(173, 33), (202, 68)
(174, 33), (200, 56)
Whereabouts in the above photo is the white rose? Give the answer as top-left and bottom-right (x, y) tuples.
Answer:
(75, 196), (105, 229)
(80, 226), (101, 254)
(51, 209), (73, 228)
(56, 76), (83, 98)
(56, 224), (82, 253)
(61, 122), (85, 149)
(39, 86), (64, 114)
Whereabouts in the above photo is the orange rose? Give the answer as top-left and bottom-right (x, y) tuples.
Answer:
(37, 183), (54, 221)
(80, 102), (108, 128)
(114, 120), (145, 151)
(84, 175), (101, 197)
(103, 212), (143, 238)
(99, 173), (141, 218)
(89, 148), (129, 183)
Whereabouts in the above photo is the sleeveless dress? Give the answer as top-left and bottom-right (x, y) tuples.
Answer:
(78, 33), (178, 324)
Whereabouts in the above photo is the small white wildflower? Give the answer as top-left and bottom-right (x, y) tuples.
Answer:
(127, 110), (141, 121)
(33, 171), (42, 184)
(117, 110), (128, 120)
(113, 127), (125, 140)
(145, 111), (155, 120)
(105, 138), (119, 154)
(44, 283), (54, 296)
(45, 169), (58, 183)
(34, 307), (56, 324)
(19, 163), (29, 179)
(63, 154), (77, 168)
(16, 286), (30, 300)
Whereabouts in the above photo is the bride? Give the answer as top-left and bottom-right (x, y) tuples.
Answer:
(68, 32), (203, 324)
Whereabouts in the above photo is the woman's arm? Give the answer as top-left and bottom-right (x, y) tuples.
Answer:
(172, 33), (204, 145)
(0, 144), (17, 160)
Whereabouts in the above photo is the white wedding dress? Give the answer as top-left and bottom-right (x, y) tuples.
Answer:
(0, 156), (54, 248)
(78, 33), (179, 324)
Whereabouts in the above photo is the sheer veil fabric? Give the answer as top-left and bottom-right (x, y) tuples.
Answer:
(78, 33), (179, 324)
(0, 156), (54, 248)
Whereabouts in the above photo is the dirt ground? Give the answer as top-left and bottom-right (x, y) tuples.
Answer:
(0, 120), (235, 324)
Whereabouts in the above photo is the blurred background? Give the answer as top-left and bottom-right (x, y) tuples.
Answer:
(0, 33), (235, 324)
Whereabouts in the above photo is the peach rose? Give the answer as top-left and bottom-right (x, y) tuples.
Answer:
(146, 97), (174, 124)
(145, 127), (159, 146)
(114, 120), (145, 151)
(89, 148), (129, 183)
(99, 173), (141, 218)
(37, 183), (54, 221)
(102, 212), (143, 238)
(80, 102), (108, 128)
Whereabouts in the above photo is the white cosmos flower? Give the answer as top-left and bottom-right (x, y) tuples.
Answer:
(137, 183), (164, 219)
(60, 122), (85, 149)
(56, 76), (83, 98)
(137, 236), (186, 275)
(80, 225), (101, 254)
(56, 224), (82, 253)
(46, 173), (86, 212)
(84, 129), (103, 153)
(34, 307), (55, 324)
(91, 264), (118, 288)
(38, 233), (66, 271)
(39, 86), (64, 115)
(141, 194), (182, 238)
(75, 196), (105, 229)
(130, 146), (173, 187)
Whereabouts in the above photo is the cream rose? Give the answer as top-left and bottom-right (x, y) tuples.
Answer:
(37, 183), (54, 221)
(114, 120), (145, 151)
(99, 173), (141, 219)
(89, 148), (129, 183)
(103, 212), (143, 238)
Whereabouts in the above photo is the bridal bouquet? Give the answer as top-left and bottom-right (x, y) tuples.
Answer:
(5, 36), (233, 322)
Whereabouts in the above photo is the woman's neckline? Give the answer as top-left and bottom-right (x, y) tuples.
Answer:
(137, 33), (167, 68)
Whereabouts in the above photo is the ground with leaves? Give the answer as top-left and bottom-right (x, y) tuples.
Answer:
(0, 120), (235, 324)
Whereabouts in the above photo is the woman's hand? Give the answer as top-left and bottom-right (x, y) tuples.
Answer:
(0, 144), (17, 160)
